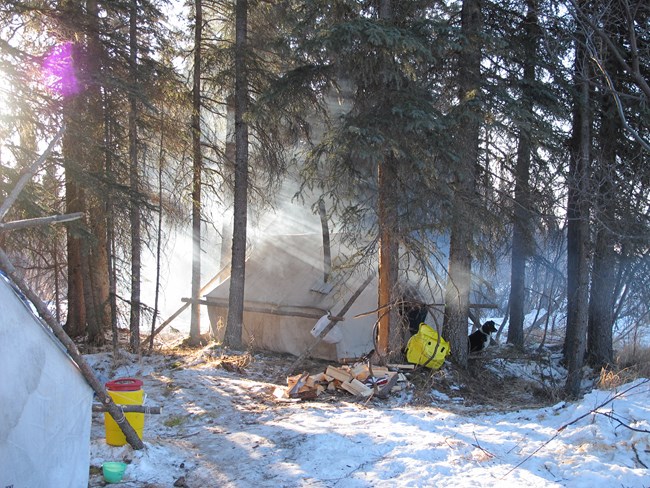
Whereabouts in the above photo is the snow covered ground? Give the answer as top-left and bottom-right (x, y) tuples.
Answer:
(86, 344), (650, 487)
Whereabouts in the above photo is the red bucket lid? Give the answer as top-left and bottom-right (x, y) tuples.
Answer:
(105, 378), (143, 391)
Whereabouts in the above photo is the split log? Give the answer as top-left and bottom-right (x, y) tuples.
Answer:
(340, 378), (373, 397)
(0, 248), (144, 450)
(325, 365), (353, 382)
(287, 372), (310, 397)
(387, 363), (415, 370)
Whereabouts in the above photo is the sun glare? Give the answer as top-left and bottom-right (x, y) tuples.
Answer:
(42, 42), (80, 97)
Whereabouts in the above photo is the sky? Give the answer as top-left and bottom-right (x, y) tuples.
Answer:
(86, 346), (650, 488)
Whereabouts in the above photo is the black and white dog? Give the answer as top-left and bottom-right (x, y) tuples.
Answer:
(468, 320), (497, 353)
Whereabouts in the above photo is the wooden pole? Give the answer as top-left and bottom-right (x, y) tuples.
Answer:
(0, 212), (84, 232)
(183, 297), (340, 321)
(0, 125), (66, 222)
(93, 404), (161, 414)
(143, 262), (232, 343)
(0, 248), (145, 450)
(283, 273), (375, 377)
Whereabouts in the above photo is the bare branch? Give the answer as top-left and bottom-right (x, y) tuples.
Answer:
(568, 0), (650, 100)
(0, 125), (66, 222)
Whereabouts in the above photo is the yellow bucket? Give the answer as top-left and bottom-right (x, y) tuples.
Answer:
(405, 323), (451, 369)
(104, 378), (145, 446)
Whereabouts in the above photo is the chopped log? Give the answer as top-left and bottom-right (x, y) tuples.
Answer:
(340, 379), (373, 397)
(325, 365), (353, 383)
(369, 366), (389, 377)
(310, 372), (328, 383)
(0, 249), (144, 450)
(350, 378), (373, 396)
(287, 372), (310, 398)
(350, 363), (370, 381)
(387, 363), (416, 370)
(93, 404), (161, 414)
(339, 380), (359, 396)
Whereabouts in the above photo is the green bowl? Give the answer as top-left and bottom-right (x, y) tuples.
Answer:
(102, 461), (127, 483)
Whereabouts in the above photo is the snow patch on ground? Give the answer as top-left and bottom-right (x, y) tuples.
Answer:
(86, 348), (650, 487)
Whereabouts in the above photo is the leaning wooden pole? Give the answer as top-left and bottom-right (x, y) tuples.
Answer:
(0, 212), (84, 232)
(284, 272), (375, 377)
(0, 248), (145, 450)
(0, 125), (65, 221)
(144, 262), (233, 344)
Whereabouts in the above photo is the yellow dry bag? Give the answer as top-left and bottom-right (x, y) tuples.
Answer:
(405, 323), (450, 369)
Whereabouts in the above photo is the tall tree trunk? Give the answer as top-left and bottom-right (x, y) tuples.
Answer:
(377, 160), (399, 359)
(60, 5), (86, 337)
(189, 0), (203, 346)
(220, 95), (235, 270)
(376, 0), (400, 361)
(443, 0), (482, 368)
(508, 0), (538, 348)
(63, 119), (86, 337)
(151, 110), (165, 351)
(225, 0), (248, 349)
(128, 0), (141, 353)
(587, 37), (620, 369)
(564, 36), (592, 398)
(85, 0), (110, 347)
(588, 227), (615, 367)
(103, 89), (119, 354)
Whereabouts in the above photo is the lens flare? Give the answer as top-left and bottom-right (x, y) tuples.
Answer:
(42, 42), (79, 97)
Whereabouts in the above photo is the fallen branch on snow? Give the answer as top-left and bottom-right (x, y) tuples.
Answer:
(500, 378), (650, 480)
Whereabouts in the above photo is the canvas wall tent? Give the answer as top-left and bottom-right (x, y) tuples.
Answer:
(205, 233), (439, 361)
(0, 272), (93, 488)
(206, 233), (379, 361)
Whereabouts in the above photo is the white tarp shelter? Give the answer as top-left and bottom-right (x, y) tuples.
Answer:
(0, 273), (93, 488)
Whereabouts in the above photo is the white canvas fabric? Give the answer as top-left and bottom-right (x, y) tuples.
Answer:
(0, 275), (93, 488)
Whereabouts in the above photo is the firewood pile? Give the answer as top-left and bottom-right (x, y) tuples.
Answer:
(274, 363), (414, 401)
